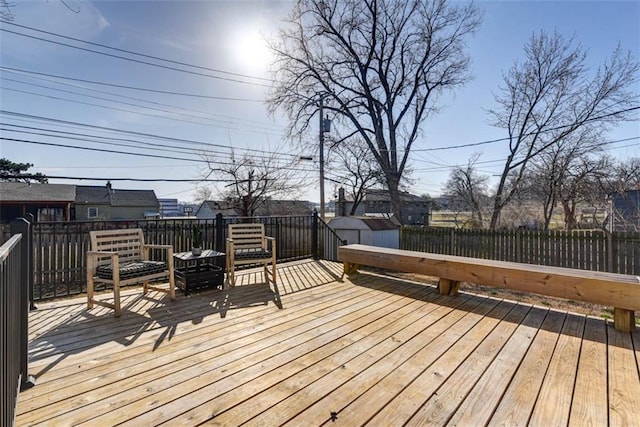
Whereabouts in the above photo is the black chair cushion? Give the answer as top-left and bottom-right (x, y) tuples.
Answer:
(234, 248), (272, 260)
(96, 260), (167, 280)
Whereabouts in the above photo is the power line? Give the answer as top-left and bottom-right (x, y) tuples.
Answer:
(1, 70), (281, 129)
(1, 27), (273, 87)
(0, 137), (319, 173)
(0, 66), (265, 102)
(3, 87), (267, 130)
(0, 110), (298, 159)
(0, 174), (236, 183)
(414, 106), (640, 152)
(1, 21), (275, 83)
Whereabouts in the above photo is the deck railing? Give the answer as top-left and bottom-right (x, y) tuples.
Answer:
(23, 212), (345, 301)
(1, 219), (36, 426)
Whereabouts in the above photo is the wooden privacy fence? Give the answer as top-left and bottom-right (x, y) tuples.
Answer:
(402, 227), (640, 275)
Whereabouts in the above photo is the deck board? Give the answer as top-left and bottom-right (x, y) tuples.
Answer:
(16, 259), (640, 426)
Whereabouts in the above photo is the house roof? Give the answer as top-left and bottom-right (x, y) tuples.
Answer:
(198, 200), (242, 217)
(364, 189), (431, 203)
(75, 186), (158, 207)
(0, 182), (76, 202)
(110, 189), (158, 207)
(75, 186), (110, 204)
(338, 188), (431, 203)
(255, 199), (313, 216)
(198, 199), (314, 217)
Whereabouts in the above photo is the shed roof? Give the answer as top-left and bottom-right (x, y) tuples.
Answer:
(329, 216), (399, 230)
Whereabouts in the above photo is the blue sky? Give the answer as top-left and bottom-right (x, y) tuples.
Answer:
(1, 0), (638, 204)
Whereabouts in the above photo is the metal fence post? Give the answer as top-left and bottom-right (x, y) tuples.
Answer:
(312, 210), (319, 260)
(10, 217), (36, 391)
(215, 213), (225, 271)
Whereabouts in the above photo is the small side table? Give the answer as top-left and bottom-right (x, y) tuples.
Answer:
(173, 250), (225, 295)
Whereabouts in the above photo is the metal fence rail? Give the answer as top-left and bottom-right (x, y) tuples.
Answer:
(1, 221), (36, 426)
(24, 213), (344, 301)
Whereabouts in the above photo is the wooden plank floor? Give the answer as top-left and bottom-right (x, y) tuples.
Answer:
(16, 259), (640, 426)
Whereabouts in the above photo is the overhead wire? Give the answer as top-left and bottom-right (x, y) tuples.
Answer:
(0, 27), (273, 87)
(0, 66), (266, 102)
(0, 21), (275, 83)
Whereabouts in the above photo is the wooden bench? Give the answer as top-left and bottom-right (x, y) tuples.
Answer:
(339, 244), (640, 332)
(87, 228), (176, 316)
(226, 223), (276, 287)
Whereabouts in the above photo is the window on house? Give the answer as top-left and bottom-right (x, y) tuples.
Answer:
(37, 208), (64, 222)
(87, 207), (99, 218)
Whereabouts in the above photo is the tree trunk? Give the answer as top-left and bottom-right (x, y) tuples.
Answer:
(386, 174), (403, 224)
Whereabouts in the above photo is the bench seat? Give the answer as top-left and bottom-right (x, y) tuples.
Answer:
(339, 244), (640, 332)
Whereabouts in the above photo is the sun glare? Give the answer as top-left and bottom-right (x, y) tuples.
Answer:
(231, 28), (272, 75)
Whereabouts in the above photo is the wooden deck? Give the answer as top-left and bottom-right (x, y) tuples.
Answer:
(16, 259), (640, 426)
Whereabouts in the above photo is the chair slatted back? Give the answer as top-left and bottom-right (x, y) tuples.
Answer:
(228, 223), (266, 250)
(89, 229), (145, 267)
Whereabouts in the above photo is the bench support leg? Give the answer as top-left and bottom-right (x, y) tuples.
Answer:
(613, 308), (636, 332)
(343, 262), (359, 275)
(438, 279), (461, 296)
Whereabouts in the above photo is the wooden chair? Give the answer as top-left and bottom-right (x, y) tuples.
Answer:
(86, 228), (175, 316)
(226, 223), (276, 287)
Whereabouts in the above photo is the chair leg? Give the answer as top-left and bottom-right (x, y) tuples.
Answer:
(168, 271), (176, 300)
(113, 282), (122, 317)
(87, 275), (94, 309)
(228, 266), (236, 287)
(272, 263), (276, 285)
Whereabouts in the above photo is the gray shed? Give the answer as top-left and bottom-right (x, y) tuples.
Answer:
(328, 216), (400, 249)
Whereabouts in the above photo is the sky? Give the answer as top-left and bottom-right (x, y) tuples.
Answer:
(1, 0), (638, 205)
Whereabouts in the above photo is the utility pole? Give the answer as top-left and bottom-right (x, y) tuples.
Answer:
(318, 93), (331, 220)
(319, 95), (326, 220)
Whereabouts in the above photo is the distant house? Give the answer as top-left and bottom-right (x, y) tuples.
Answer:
(158, 198), (180, 217)
(195, 199), (314, 219)
(75, 183), (160, 221)
(335, 188), (431, 225)
(611, 189), (640, 231)
(0, 181), (160, 223)
(254, 199), (314, 216)
(0, 182), (75, 223)
(195, 200), (242, 219)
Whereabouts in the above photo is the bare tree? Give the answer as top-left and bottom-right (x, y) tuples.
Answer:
(556, 155), (610, 230)
(193, 186), (214, 204)
(1, 0), (15, 21)
(600, 157), (640, 231)
(443, 153), (490, 228)
(525, 128), (605, 229)
(328, 138), (384, 215)
(488, 31), (639, 229)
(268, 0), (481, 223)
(203, 151), (307, 217)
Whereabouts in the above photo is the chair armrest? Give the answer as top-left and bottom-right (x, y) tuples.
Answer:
(145, 244), (173, 250)
(86, 251), (119, 275)
(143, 244), (173, 263)
(144, 244), (173, 255)
(265, 236), (276, 252)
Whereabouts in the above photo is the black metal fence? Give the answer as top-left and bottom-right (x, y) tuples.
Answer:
(25, 212), (344, 301)
(1, 219), (35, 426)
